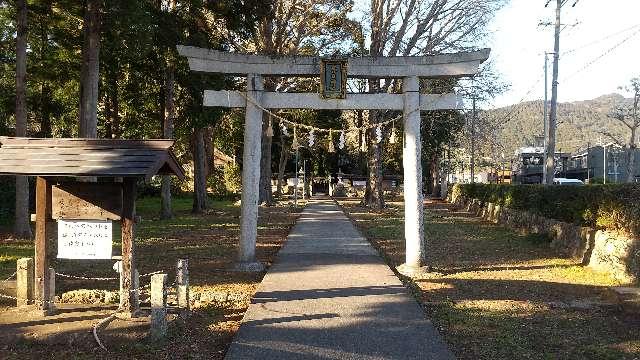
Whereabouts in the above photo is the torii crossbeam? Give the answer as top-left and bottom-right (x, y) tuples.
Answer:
(178, 45), (490, 271)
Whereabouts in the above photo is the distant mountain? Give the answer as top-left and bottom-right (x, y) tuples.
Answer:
(486, 94), (632, 156)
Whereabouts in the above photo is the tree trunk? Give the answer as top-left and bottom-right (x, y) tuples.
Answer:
(79, 0), (101, 138)
(106, 71), (120, 138)
(39, 83), (52, 137)
(161, 52), (175, 219)
(430, 155), (440, 197)
(276, 139), (290, 197)
(363, 78), (385, 209)
(204, 126), (215, 176)
(628, 127), (637, 183)
(14, 0), (32, 239)
(259, 112), (274, 205)
(192, 128), (208, 213)
(364, 120), (385, 209)
(439, 158), (448, 199)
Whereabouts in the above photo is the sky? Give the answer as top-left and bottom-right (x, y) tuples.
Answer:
(488, 0), (640, 108)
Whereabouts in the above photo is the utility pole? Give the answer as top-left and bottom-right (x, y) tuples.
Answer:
(542, 52), (551, 184)
(471, 96), (476, 184)
(545, 0), (562, 185)
(542, 0), (580, 184)
(586, 141), (590, 183)
(603, 144), (607, 184)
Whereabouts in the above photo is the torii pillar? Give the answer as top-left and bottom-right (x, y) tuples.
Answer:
(236, 74), (265, 271)
(402, 76), (424, 270)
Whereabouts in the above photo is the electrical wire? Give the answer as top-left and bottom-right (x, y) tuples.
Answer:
(562, 26), (640, 83)
(561, 23), (640, 56)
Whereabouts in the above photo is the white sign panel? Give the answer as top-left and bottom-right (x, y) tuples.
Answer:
(57, 220), (113, 259)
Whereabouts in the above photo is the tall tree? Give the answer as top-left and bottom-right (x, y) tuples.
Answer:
(79, 0), (101, 138)
(363, 0), (503, 208)
(226, 0), (355, 205)
(161, 0), (177, 219)
(605, 77), (640, 183)
(14, 0), (32, 239)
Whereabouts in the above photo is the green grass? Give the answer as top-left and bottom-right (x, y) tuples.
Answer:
(339, 199), (639, 360)
(0, 242), (32, 278)
(0, 196), (236, 280)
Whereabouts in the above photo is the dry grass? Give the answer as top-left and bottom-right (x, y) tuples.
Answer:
(339, 198), (640, 360)
(0, 196), (301, 359)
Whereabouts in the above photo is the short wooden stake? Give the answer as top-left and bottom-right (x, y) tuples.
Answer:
(176, 259), (189, 310)
(150, 273), (168, 339)
(133, 269), (139, 306)
(16, 258), (33, 307)
(48, 267), (55, 306)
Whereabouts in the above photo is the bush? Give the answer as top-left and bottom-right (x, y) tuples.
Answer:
(223, 163), (242, 194)
(451, 183), (640, 237)
(207, 163), (242, 197)
(137, 176), (185, 198)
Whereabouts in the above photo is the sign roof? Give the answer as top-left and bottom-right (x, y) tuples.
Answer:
(0, 137), (185, 180)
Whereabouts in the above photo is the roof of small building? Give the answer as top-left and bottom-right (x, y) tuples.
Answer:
(0, 137), (185, 180)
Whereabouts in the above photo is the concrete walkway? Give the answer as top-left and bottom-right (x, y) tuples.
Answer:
(226, 200), (454, 360)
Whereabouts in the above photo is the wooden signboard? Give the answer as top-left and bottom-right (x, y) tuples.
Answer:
(52, 182), (123, 220)
(57, 220), (113, 259)
(320, 58), (348, 99)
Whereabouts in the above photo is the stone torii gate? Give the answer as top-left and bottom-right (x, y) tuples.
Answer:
(178, 46), (489, 271)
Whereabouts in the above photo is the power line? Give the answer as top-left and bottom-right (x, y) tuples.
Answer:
(561, 23), (640, 56)
(562, 26), (640, 82)
(488, 68), (545, 126)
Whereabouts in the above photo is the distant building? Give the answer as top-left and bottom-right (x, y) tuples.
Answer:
(512, 146), (570, 184)
(566, 143), (640, 183)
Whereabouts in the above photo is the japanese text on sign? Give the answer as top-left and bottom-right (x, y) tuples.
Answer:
(57, 220), (113, 259)
(320, 58), (347, 99)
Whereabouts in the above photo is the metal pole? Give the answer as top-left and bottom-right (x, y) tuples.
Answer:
(303, 159), (307, 198)
(471, 97), (476, 183)
(295, 148), (299, 207)
(614, 151), (619, 183)
(586, 142), (590, 183)
(603, 144), (607, 184)
(543, 53), (549, 184)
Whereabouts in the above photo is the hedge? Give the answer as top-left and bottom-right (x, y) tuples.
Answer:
(450, 183), (640, 237)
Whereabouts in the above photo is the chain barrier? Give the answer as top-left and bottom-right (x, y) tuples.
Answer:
(2, 271), (17, 283)
(93, 306), (123, 352)
(56, 273), (118, 281)
(1, 272), (20, 303)
(0, 293), (17, 301)
(139, 270), (165, 278)
(0, 292), (48, 305)
(55, 270), (164, 282)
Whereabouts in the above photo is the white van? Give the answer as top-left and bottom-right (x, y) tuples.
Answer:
(552, 178), (584, 186)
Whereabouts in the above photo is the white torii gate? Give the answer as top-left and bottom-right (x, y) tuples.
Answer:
(178, 46), (490, 271)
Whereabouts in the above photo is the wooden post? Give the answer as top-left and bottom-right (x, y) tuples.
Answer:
(237, 74), (265, 271)
(176, 259), (189, 310)
(16, 257), (33, 307)
(402, 76), (425, 271)
(150, 273), (168, 339)
(121, 177), (139, 316)
(34, 176), (53, 314)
